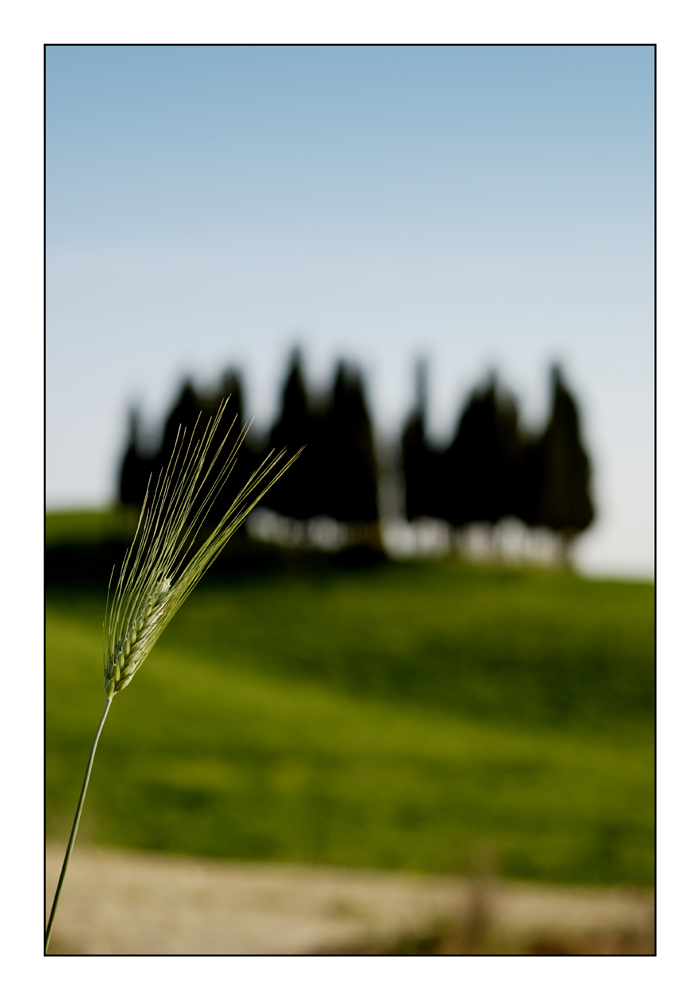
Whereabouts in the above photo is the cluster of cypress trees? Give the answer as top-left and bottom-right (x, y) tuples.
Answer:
(266, 351), (380, 545)
(119, 351), (594, 564)
(119, 368), (259, 527)
(119, 351), (380, 549)
(401, 362), (594, 564)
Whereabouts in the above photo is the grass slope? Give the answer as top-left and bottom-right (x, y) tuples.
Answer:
(46, 561), (654, 887)
(168, 563), (654, 735)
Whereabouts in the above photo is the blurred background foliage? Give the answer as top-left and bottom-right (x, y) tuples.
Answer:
(114, 349), (594, 566)
(46, 350), (653, 888)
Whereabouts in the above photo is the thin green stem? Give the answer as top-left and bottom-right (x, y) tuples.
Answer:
(45, 697), (113, 954)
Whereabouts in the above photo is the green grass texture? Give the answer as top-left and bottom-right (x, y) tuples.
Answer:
(45, 507), (139, 547)
(46, 559), (654, 887)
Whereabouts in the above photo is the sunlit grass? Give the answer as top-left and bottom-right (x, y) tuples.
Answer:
(47, 564), (654, 886)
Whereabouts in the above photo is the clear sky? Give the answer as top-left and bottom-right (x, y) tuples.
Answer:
(46, 44), (654, 577)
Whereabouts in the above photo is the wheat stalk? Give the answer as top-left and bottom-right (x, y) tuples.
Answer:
(45, 399), (301, 952)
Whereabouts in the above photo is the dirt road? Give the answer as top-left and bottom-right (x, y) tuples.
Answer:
(45, 843), (654, 955)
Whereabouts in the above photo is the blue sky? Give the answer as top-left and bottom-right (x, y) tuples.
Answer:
(46, 44), (654, 576)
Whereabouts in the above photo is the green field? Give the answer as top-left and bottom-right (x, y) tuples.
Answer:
(46, 513), (654, 887)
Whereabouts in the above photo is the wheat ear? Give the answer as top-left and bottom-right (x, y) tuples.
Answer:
(45, 399), (301, 952)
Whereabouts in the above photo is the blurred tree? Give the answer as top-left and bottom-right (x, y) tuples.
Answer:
(444, 374), (523, 544)
(157, 379), (203, 465)
(490, 381), (524, 527)
(195, 368), (262, 522)
(401, 360), (445, 521)
(267, 349), (319, 521)
(121, 371), (261, 523)
(324, 361), (380, 545)
(220, 367), (245, 428)
(535, 365), (595, 565)
(118, 407), (152, 508)
(512, 426), (544, 531)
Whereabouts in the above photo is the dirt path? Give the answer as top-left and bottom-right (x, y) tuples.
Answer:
(45, 843), (654, 955)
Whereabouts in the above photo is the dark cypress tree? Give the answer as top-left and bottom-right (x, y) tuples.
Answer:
(218, 367), (266, 503)
(324, 361), (380, 538)
(220, 367), (245, 427)
(444, 374), (522, 535)
(535, 365), (595, 564)
(490, 382), (524, 525)
(401, 360), (441, 521)
(158, 379), (204, 469)
(198, 368), (259, 522)
(512, 426), (544, 530)
(118, 407), (152, 508)
(143, 371), (259, 525)
(267, 350), (318, 521)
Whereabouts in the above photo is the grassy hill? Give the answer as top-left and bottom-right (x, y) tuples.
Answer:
(46, 511), (654, 886)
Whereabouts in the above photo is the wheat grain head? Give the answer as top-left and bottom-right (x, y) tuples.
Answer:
(103, 398), (300, 698)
